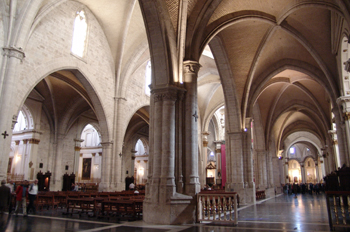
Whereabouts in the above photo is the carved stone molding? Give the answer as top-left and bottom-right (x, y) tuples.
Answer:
(2, 46), (25, 61)
(183, 60), (200, 75)
(153, 87), (179, 102)
(344, 112), (350, 121)
(11, 115), (17, 130)
(28, 139), (40, 144)
(75, 146), (81, 151)
(100, 141), (113, 149)
(345, 58), (350, 73)
(203, 140), (208, 147)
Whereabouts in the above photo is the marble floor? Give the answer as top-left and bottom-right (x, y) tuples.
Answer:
(0, 193), (345, 232)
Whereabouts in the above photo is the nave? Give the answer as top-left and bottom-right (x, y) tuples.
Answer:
(0, 193), (337, 232)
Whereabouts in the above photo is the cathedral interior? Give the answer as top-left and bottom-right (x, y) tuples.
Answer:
(0, 0), (350, 227)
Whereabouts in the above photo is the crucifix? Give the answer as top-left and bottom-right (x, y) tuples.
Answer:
(192, 111), (198, 122)
(1, 131), (9, 139)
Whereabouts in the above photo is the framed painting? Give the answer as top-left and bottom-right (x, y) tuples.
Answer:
(82, 158), (91, 180)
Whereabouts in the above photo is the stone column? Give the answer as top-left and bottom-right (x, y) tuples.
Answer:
(99, 141), (113, 191)
(214, 141), (222, 187)
(175, 90), (185, 194)
(22, 139), (28, 178)
(320, 156), (326, 179)
(202, 131), (210, 187)
(159, 92), (177, 203)
(131, 149), (137, 181)
(26, 138), (40, 180)
(0, 0), (26, 180)
(300, 162), (306, 183)
(225, 131), (244, 191)
(183, 60), (201, 195)
(336, 97), (350, 166)
(267, 151), (275, 188)
(11, 140), (20, 174)
(73, 139), (84, 179)
(284, 158), (289, 183)
(244, 118), (254, 188)
(256, 150), (267, 189)
(315, 161), (319, 183)
(144, 87), (193, 224)
(148, 89), (163, 203)
(0, 48), (25, 180)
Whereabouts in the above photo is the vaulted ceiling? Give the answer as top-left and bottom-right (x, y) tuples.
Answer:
(33, 0), (349, 153)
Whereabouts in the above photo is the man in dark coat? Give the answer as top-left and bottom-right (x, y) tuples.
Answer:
(0, 180), (11, 214)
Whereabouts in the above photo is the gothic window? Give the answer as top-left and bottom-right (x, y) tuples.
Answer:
(290, 147), (295, 155)
(71, 10), (88, 58)
(13, 111), (27, 132)
(145, 61), (151, 96)
(135, 139), (146, 156)
(81, 124), (100, 147)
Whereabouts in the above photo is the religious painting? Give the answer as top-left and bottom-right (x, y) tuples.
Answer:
(7, 157), (13, 173)
(82, 158), (91, 180)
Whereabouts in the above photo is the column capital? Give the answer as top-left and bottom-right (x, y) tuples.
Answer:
(28, 139), (40, 144)
(183, 60), (201, 75)
(2, 46), (25, 61)
(345, 58), (350, 72)
(100, 141), (113, 149)
(152, 86), (183, 103)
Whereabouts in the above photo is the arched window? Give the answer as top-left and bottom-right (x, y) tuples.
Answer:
(13, 111), (27, 132)
(135, 139), (146, 155)
(81, 124), (100, 147)
(71, 10), (88, 58)
(290, 147), (295, 155)
(145, 61), (151, 96)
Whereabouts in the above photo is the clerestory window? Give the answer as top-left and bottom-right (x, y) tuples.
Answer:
(71, 10), (88, 58)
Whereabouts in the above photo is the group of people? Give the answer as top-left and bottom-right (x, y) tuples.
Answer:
(70, 183), (87, 192)
(283, 182), (324, 196)
(0, 179), (38, 216)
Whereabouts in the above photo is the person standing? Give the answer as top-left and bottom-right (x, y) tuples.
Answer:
(15, 180), (28, 216)
(27, 179), (38, 214)
(0, 180), (11, 214)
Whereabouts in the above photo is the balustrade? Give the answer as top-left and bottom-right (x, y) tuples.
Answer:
(325, 191), (350, 230)
(197, 192), (237, 224)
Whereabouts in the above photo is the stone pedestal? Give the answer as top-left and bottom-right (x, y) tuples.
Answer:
(143, 193), (194, 224)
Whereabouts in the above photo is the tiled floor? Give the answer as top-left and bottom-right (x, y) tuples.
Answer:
(0, 193), (344, 232)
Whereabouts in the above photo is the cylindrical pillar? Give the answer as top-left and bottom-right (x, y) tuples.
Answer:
(183, 61), (200, 195)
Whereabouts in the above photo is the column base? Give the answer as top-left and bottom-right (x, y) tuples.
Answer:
(143, 192), (194, 224)
(265, 187), (276, 198)
(225, 182), (255, 205)
(184, 182), (200, 196)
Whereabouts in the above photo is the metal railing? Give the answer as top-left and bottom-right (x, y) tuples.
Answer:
(197, 192), (238, 224)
